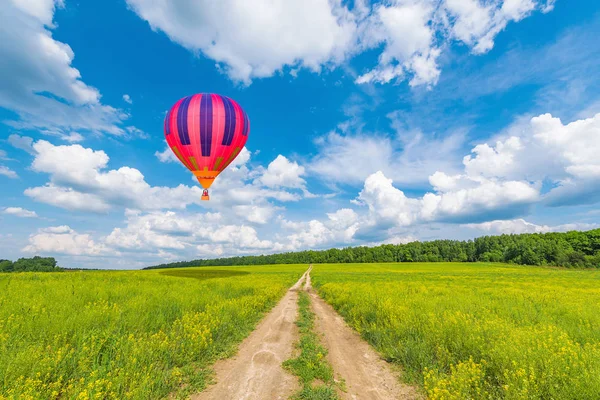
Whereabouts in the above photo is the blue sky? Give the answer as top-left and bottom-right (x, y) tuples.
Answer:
(1, 0), (599, 269)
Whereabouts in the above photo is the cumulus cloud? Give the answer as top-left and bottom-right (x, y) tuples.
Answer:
(342, 109), (600, 238)
(356, 0), (440, 86)
(105, 210), (277, 257)
(354, 170), (538, 229)
(2, 207), (38, 218)
(155, 146), (178, 163)
(24, 185), (112, 213)
(24, 140), (306, 224)
(126, 0), (357, 84)
(356, 0), (546, 86)
(24, 140), (204, 212)
(123, 94), (132, 104)
(0, 0), (136, 139)
(422, 174), (539, 222)
(23, 225), (109, 256)
(256, 155), (306, 189)
(463, 112), (600, 206)
(126, 0), (550, 87)
(232, 205), (278, 225)
(281, 208), (359, 249)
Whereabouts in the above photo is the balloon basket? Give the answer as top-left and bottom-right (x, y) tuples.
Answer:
(201, 189), (209, 201)
(201, 194), (209, 201)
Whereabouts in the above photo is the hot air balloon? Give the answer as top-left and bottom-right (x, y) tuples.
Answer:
(164, 93), (250, 200)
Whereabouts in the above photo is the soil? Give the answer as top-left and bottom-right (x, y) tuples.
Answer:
(192, 270), (309, 400)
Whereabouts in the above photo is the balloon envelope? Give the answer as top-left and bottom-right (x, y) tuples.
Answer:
(164, 93), (249, 192)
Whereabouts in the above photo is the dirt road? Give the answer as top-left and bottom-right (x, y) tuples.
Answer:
(305, 270), (419, 400)
(193, 270), (308, 400)
(192, 267), (417, 399)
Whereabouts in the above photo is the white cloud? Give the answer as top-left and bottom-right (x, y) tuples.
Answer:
(0, 166), (18, 179)
(23, 225), (109, 256)
(126, 0), (550, 87)
(463, 219), (599, 234)
(443, 0), (536, 54)
(105, 210), (277, 257)
(199, 148), (304, 213)
(24, 140), (304, 225)
(357, 0), (546, 86)
(25, 140), (203, 212)
(196, 244), (224, 257)
(532, 113), (600, 180)
(232, 205), (277, 224)
(421, 175), (539, 222)
(356, 172), (421, 227)
(40, 225), (72, 234)
(123, 94), (132, 104)
(353, 168), (539, 230)
(256, 155), (306, 189)
(0, 0), (136, 138)
(462, 112), (600, 206)
(356, 0), (440, 86)
(282, 208), (359, 249)
(126, 0), (357, 84)
(155, 146), (178, 163)
(2, 207), (38, 218)
(343, 109), (600, 237)
(24, 185), (111, 213)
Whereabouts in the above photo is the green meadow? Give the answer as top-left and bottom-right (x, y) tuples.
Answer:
(0, 266), (305, 399)
(2, 262), (599, 399)
(312, 262), (600, 399)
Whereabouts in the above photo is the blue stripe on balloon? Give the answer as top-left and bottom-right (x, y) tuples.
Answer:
(177, 96), (192, 145)
(200, 94), (213, 157)
(221, 96), (236, 146)
(242, 111), (249, 136)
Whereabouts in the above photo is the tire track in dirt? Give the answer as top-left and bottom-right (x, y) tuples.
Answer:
(305, 267), (420, 400)
(192, 270), (309, 400)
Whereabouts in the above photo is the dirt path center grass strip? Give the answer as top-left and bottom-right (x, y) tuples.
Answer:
(283, 291), (340, 400)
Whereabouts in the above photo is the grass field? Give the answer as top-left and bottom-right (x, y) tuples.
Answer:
(3, 262), (599, 399)
(0, 265), (305, 399)
(283, 291), (338, 399)
(311, 262), (600, 399)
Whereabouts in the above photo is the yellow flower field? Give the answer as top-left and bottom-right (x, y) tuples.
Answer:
(0, 266), (305, 399)
(312, 262), (600, 399)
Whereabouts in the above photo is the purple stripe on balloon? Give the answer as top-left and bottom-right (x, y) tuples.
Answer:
(221, 96), (236, 146)
(177, 96), (193, 145)
(242, 111), (249, 136)
(200, 94), (213, 156)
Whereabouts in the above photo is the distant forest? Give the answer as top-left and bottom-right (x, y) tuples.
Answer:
(0, 256), (62, 273)
(146, 229), (600, 270)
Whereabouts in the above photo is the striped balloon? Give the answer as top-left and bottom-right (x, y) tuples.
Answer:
(164, 93), (249, 199)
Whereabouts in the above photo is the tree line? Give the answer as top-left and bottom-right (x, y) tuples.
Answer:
(145, 229), (600, 270)
(0, 256), (63, 273)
